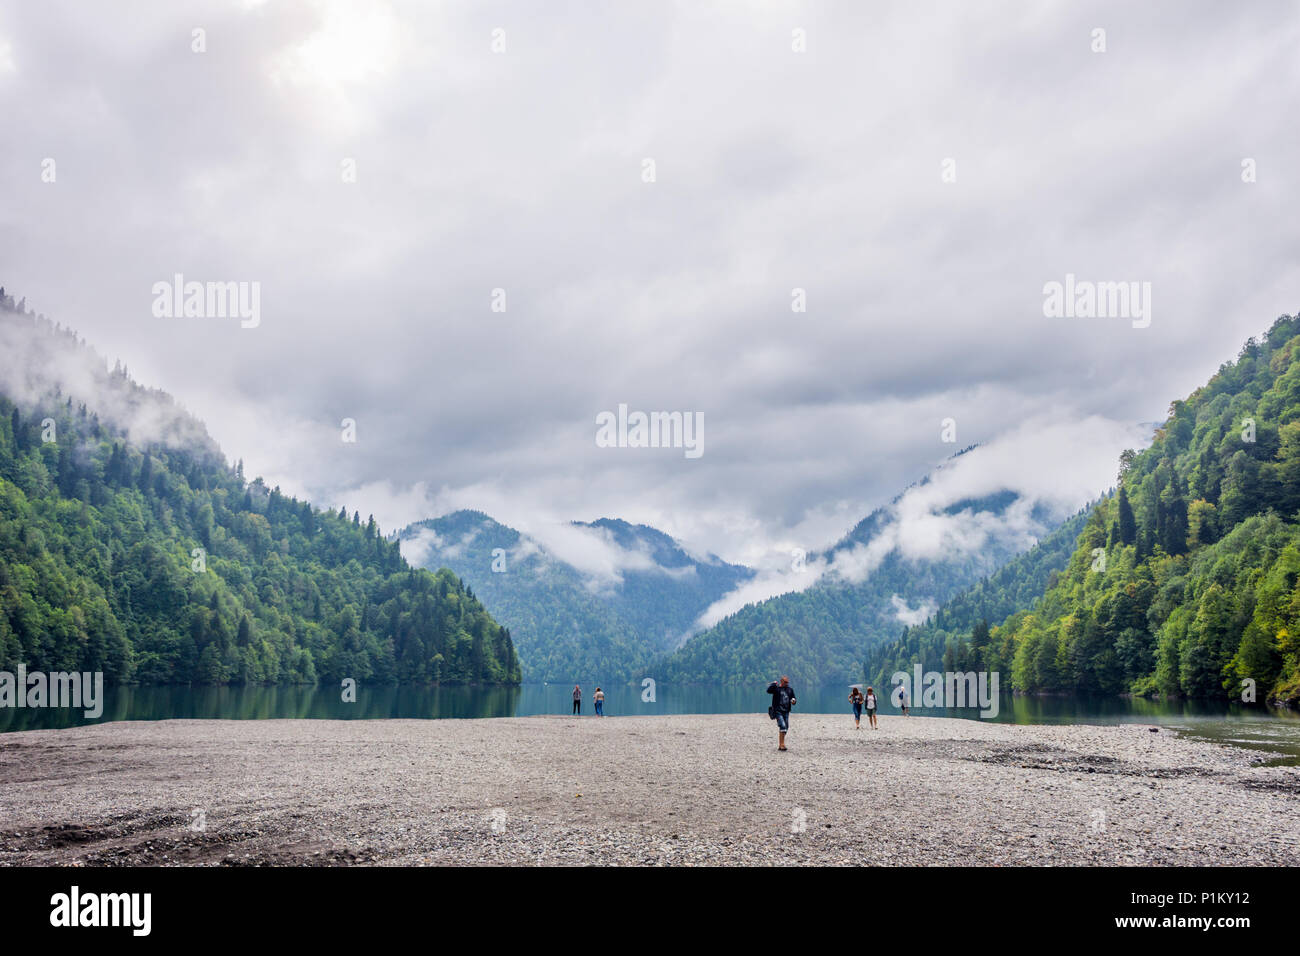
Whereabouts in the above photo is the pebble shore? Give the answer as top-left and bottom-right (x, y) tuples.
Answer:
(1, 713), (1296, 866)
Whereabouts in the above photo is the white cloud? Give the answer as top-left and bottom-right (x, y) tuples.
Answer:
(693, 413), (1151, 627)
(2, 0), (1295, 588)
(891, 595), (936, 628)
(397, 525), (442, 568)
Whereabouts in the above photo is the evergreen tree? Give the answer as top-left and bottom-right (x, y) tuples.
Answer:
(1115, 487), (1137, 546)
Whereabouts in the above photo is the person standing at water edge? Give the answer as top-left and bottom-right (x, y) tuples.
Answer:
(849, 685), (864, 730)
(898, 682), (909, 716)
(572, 684), (582, 715)
(766, 676), (796, 751)
(865, 686), (878, 729)
(594, 687), (605, 716)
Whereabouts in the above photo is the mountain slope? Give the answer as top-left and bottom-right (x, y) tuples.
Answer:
(572, 517), (754, 649)
(0, 289), (520, 685)
(662, 475), (1071, 687)
(398, 511), (753, 681)
(399, 510), (648, 681)
(881, 313), (1300, 704)
(864, 502), (1096, 687)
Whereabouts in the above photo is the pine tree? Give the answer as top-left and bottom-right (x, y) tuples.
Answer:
(1116, 487), (1137, 545)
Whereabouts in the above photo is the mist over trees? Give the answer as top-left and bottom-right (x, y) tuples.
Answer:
(662, 488), (1070, 687)
(871, 314), (1300, 706)
(400, 510), (754, 682)
(0, 291), (520, 685)
(9, 284), (1300, 703)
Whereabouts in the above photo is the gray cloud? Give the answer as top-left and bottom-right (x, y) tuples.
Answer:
(2, 0), (1297, 568)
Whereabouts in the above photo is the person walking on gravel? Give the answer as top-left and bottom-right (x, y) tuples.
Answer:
(849, 685), (864, 730)
(865, 685), (878, 729)
(766, 675), (796, 751)
(572, 684), (582, 715)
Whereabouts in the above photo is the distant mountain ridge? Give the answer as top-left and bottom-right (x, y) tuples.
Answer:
(402, 450), (1088, 687)
(398, 510), (753, 681)
(572, 517), (758, 650)
(660, 471), (1074, 686)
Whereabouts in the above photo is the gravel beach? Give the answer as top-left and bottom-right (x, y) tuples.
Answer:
(1, 713), (1296, 866)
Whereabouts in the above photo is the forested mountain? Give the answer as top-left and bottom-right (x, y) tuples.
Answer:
(864, 504), (1095, 687)
(872, 313), (1300, 705)
(574, 518), (754, 648)
(0, 289), (520, 685)
(399, 510), (646, 681)
(661, 478), (1070, 687)
(397, 510), (752, 681)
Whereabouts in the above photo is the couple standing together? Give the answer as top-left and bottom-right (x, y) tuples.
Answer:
(849, 685), (878, 729)
(571, 684), (605, 716)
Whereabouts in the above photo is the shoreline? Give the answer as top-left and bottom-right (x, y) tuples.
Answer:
(1, 714), (1296, 866)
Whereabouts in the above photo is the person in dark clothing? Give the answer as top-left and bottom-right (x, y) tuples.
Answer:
(766, 676), (796, 751)
(572, 684), (581, 715)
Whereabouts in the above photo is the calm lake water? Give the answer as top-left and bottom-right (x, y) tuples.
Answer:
(3, 682), (1299, 762)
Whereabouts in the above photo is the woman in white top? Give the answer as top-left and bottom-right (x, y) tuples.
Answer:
(865, 686), (878, 729)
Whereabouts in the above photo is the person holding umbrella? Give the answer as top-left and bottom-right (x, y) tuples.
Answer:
(766, 675), (797, 751)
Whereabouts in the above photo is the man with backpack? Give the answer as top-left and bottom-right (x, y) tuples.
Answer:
(766, 676), (797, 751)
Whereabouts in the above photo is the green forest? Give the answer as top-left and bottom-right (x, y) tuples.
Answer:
(400, 511), (752, 682)
(871, 314), (1300, 705)
(11, 281), (1300, 703)
(661, 489), (1068, 687)
(401, 511), (653, 682)
(0, 301), (520, 686)
(864, 505), (1093, 688)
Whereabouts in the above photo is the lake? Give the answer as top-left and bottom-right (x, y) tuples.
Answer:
(3, 682), (1298, 763)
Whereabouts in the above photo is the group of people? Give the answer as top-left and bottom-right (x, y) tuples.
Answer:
(571, 684), (605, 716)
(566, 677), (908, 745)
(764, 677), (910, 750)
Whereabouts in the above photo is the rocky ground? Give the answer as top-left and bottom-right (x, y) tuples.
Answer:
(1, 713), (1296, 865)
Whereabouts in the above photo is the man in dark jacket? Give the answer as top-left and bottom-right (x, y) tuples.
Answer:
(766, 676), (796, 751)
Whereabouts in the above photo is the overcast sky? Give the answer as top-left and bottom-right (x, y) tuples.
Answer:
(2, 0), (1298, 576)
